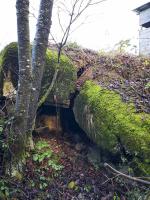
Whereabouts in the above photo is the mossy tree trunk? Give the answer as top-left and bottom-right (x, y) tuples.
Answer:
(3, 0), (32, 174)
(9, 0), (32, 167)
(27, 0), (54, 131)
(0, 71), (4, 96)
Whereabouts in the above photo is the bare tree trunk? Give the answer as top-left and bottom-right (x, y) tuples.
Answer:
(12, 0), (32, 161)
(27, 0), (54, 131)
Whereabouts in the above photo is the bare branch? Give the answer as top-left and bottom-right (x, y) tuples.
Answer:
(104, 163), (150, 186)
(60, 0), (80, 47)
(29, 12), (37, 19)
(89, 0), (107, 6)
(58, 1), (71, 14)
(49, 33), (59, 49)
(72, 0), (92, 23)
(78, 0), (85, 13)
(57, 7), (65, 33)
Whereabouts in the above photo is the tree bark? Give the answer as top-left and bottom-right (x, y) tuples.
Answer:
(27, 0), (54, 131)
(0, 71), (4, 96)
(13, 0), (32, 158)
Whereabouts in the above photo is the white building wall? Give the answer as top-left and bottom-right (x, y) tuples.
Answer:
(139, 28), (150, 56)
(139, 8), (150, 26)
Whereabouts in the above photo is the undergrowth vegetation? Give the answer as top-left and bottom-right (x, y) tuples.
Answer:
(0, 138), (64, 199)
(32, 140), (64, 172)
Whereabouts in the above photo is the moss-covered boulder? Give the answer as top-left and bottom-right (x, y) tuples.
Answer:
(0, 42), (77, 107)
(73, 80), (150, 175)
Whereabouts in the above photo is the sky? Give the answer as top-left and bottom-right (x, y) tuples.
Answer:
(0, 0), (149, 51)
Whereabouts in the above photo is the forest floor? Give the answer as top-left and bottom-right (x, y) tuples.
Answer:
(2, 131), (148, 200)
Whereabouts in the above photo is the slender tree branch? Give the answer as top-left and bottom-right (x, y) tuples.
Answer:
(50, 33), (59, 49)
(58, 1), (71, 14)
(57, 7), (65, 33)
(89, 0), (107, 6)
(38, 68), (59, 107)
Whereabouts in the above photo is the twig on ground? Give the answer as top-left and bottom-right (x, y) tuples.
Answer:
(102, 173), (119, 185)
(104, 163), (150, 186)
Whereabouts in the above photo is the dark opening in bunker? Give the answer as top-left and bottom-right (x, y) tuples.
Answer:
(35, 104), (92, 145)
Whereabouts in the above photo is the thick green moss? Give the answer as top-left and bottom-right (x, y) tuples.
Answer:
(0, 42), (77, 106)
(0, 43), (19, 95)
(41, 50), (77, 105)
(74, 81), (150, 175)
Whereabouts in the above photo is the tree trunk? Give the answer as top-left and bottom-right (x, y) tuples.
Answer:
(12, 0), (32, 161)
(27, 0), (54, 131)
(0, 71), (4, 96)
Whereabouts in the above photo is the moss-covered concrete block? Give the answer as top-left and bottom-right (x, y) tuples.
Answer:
(0, 42), (19, 95)
(0, 42), (77, 107)
(41, 50), (77, 106)
(73, 80), (150, 175)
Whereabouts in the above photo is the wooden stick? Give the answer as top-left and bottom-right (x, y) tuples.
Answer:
(104, 163), (150, 186)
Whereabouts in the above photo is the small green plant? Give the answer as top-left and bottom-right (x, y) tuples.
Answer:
(145, 82), (150, 89)
(0, 118), (9, 152)
(113, 193), (120, 200)
(39, 176), (48, 190)
(48, 160), (64, 171)
(68, 181), (78, 190)
(84, 184), (92, 192)
(0, 125), (3, 133)
(33, 149), (53, 163)
(66, 41), (81, 49)
(35, 140), (50, 150)
(33, 139), (64, 171)
(126, 188), (150, 200)
(0, 118), (5, 133)
(114, 39), (133, 53)
(0, 122), (4, 148)
(0, 179), (9, 199)
(31, 139), (64, 191)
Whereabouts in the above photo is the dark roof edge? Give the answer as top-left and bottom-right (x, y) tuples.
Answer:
(133, 2), (150, 13)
